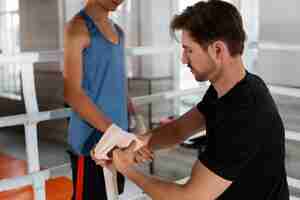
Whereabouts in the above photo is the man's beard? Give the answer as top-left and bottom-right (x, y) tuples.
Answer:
(187, 63), (208, 82)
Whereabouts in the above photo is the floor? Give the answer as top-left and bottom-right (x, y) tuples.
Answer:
(0, 153), (73, 200)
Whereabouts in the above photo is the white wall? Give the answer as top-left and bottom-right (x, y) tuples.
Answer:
(260, 0), (300, 44)
(64, 0), (85, 21)
(257, 0), (300, 87)
(19, 0), (59, 51)
(139, 0), (173, 78)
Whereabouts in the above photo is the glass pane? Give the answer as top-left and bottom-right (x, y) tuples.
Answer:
(179, 0), (200, 11)
(0, 0), (20, 99)
(6, 0), (19, 12)
(0, 12), (20, 54)
(0, 0), (19, 12)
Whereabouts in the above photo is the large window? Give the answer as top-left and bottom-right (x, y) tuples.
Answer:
(0, 0), (21, 99)
(0, 0), (20, 54)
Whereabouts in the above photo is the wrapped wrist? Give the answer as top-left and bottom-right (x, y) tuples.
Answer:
(94, 123), (144, 160)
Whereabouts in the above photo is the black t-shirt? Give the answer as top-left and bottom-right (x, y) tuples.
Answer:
(197, 72), (289, 200)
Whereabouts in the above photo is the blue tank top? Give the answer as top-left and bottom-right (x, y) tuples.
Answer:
(68, 10), (128, 155)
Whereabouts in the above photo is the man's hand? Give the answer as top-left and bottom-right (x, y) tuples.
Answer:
(92, 124), (145, 160)
(134, 133), (154, 164)
(112, 141), (138, 175)
(91, 131), (153, 169)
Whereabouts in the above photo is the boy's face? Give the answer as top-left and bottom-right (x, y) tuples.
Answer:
(96, 0), (124, 11)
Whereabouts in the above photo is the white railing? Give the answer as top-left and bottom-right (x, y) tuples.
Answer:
(248, 41), (300, 52)
(259, 42), (300, 52)
(0, 45), (177, 100)
(1, 50), (300, 200)
(22, 46), (177, 63)
(269, 85), (300, 99)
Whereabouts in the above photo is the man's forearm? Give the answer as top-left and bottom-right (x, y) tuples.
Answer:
(149, 121), (185, 150)
(148, 107), (205, 150)
(126, 169), (186, 200)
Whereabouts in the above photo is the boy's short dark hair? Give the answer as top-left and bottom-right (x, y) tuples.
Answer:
(171, 0), (246, 56)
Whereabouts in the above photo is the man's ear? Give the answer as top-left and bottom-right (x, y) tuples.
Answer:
(208, 41), (226, 65)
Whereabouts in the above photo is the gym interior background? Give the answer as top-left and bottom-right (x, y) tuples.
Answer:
(0, 0), (299, 199)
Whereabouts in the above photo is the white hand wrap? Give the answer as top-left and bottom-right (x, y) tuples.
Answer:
(94, 124), (144, 160)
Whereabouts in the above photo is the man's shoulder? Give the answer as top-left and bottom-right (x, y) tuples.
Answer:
(233, 73), (271, 107)
(227, 73), (279, 124)
(246, 73), (275, 106)
(245, 73), (272, 95)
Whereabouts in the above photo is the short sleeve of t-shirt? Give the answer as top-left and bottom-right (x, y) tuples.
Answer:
(198, 106), (262, 181)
